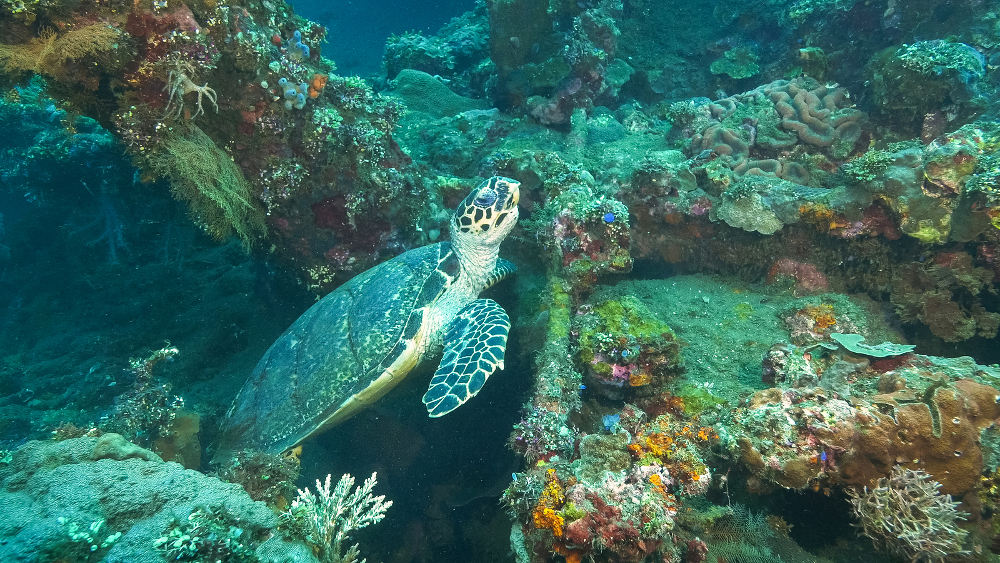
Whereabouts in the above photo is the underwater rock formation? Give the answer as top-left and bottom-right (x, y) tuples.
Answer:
(0, 435), (315, 562)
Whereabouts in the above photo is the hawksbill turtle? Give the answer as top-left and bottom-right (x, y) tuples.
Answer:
(217, 176), (520, 456)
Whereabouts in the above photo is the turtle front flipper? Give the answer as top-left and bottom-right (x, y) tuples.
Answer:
(422, 298), (510, 417)
(484, 258), (517, 290)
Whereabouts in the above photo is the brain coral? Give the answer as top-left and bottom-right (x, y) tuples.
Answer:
(688, 77), (865, 185)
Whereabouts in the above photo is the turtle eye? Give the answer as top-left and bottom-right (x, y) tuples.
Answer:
(474, 190), (498, 207)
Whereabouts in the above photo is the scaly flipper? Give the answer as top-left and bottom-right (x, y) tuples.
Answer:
(484, 258), (517, 290)
(423, 298), (510, 417)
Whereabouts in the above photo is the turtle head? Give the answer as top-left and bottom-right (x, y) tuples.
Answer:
(452, 176), (520, 246)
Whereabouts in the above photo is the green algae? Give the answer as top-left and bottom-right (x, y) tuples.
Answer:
(583, 275), (902, 403)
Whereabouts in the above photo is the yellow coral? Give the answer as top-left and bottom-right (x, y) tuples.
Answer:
(803, 304), (837, 331)
(0, 24), (123, 88)
(531, 468), (566, 537)
(533, 507), (564, 536)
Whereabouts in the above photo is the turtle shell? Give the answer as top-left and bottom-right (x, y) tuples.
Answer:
(219, 242), (459, 455)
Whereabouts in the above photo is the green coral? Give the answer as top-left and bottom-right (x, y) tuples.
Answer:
(153, 507), (256, 562)
(841, 148), (893, 185)
(896, 40), (985, 78)
(830, 332), (915, 357)
(710, 47), (760, 80)
(868, 40), (985, 122)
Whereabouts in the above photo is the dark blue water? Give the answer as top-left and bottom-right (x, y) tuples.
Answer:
(294, 0), (477, 76)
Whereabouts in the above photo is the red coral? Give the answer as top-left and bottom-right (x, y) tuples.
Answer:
(685, 538), (709, 563)
(830, 203), (901, 240)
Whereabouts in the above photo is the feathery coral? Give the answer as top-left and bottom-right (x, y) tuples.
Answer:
(282, 472), (393, 563)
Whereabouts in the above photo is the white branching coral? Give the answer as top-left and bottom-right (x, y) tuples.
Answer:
(283, 472), (393, 563)
(848, 466), (968, 562)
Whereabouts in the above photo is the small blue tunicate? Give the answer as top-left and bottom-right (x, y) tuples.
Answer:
(512, 473), (518, 481)
(299, 44), (310, 57)
(603, 212), (616, 223)
(298, 82), (309, 93)
(820, 451), (827, 462)
(621, 349), (630, 357)
(602, 414), (621, 432)
(284, 88), (297, 99)
(293, 30), (302, 40)
(296, 93), (306, 104)
(579, 383), (587, 390)
(277, 77), (288, 87)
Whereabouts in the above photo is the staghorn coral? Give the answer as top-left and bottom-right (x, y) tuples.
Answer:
(848, 466), (968, 562)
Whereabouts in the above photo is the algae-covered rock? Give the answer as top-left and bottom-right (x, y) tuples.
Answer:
(0, 436), (316, 562)
(574, 294), (681, 399)
(389, 69), (488, 118)
(867, 40), (986, 127)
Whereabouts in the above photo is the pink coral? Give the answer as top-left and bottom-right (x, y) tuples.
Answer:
(766, 258), (829, 293)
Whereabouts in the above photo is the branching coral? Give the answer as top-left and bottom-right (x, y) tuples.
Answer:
(281, 472), (392, 563)
(848, 466), (968, 562)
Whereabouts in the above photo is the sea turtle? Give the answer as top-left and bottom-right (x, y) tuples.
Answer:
(217, 176), (520, 456)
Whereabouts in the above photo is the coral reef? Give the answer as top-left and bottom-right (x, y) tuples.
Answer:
(6, 0), (1000, 561)
(724, 350), (1000, 496)
(890, 250), (1000, 342)
(0, 0), (423, 291)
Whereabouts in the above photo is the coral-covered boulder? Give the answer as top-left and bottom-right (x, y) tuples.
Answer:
(724, 353), (1000, 496)
(0, 435), (314, 562)
(574, 295), (682, 399)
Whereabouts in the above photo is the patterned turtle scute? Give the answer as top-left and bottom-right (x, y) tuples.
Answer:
(220, 243), (458, 454)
